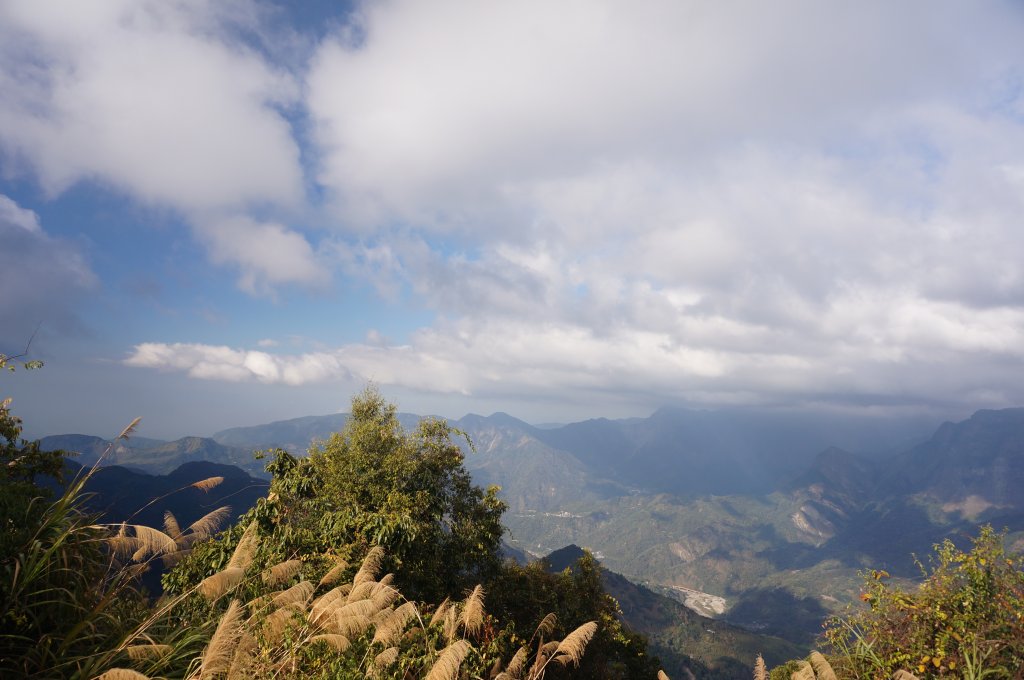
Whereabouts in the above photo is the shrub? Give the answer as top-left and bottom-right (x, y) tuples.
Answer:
(823, 525), (1024, 679)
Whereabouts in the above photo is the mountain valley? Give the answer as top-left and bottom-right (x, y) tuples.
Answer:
(43, 406), (1024, 651)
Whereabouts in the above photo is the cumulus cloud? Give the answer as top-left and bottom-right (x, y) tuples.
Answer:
(286, 0), (1024, 411)
(125, 278), (1024, 411)
(14, 0), (1022, 413)
(0, 195), (97, 348)
(0, 0), (323, 293)
(0, 0), (302, 210)
(198, 215), (330, 295)
(307, 0), (1022, 234)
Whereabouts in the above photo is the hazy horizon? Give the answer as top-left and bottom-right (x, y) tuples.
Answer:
(3, 1), (1023, 439)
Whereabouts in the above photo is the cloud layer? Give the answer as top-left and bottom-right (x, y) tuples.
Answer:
(0, 0), (327, 292)
(5, 0), (1024, 415)
(0, 195), (96, 348)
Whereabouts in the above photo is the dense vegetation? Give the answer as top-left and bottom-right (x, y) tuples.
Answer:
(3, 357), (1023, 678)
(757, 527), (1024, 679)
(0, 382), (662, 678)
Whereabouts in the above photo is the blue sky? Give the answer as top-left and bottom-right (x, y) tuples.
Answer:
(2, 0), (1024, 440)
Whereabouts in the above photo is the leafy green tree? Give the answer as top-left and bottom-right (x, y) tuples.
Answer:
(166, 388), (664, 679)
(311, 388), (507, 601)
(168, 387), (507, 607)
(488, 552), (662, 679)
(0, 396), (65, 557)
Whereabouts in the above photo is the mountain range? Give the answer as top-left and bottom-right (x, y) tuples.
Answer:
(41, 406), (1024, 649)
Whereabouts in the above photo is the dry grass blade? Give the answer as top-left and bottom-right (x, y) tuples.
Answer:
(335, 612), (372, 638)
(309, 633), (351, 652)
(461, 584), (485, 638)
(97, 670), (150, 680)
(271, 580), (314, 609)
(658, 671), (671, 680)
(125, 563), (149, 578)
(372, 601), (417, 646)
(505, 646), (528, 679)
(262, 559), (302, 587)
(201, 600), (244, 679)
(353, 546), (385, 585)
(164, 511), (182, 540)
(374, 646), (399, 669)
(425, 639), (471, 680)
(431, 598), (451, 627)
(369, 582), (400, 610)
(130, 525), (178, 561)
(188, 506), (232, 540)
(108, 535), (141, 561)
(192, 476), (224, 492)
(264, 603), (302, 643)
(553, 621), (596, 667)
(199, 567), (245, 601)
(347, 580), (377, 603)
(310, 587), (348, 629)
(809, 651), (837, 680)
(791, 660), (815, 680)
(442, 602), (460, 643)
(126, 643), (172, 660)
(318, 559), (349, 587)
(227, 523), (258, 571)
(117, 416), (143, 440)
(529, 638), (550, 679)
(226, 632), (257, 680)
(338, 598), (380, 620)
(534, 612), (557, 638)
(753, 654), (766, 680)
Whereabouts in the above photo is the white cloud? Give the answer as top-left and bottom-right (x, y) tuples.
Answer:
(299, 0), (1024, 410)
(307, 0), (1022, 235)
(124, 282), (1024, 410)
(0, 0), (303, 211)
(11, 0), (1024, 414)
(0, 194), (97, 348)
(198, 215), (330, 294)
(0, 0), (318, 293)
(0, 195), (42, 233)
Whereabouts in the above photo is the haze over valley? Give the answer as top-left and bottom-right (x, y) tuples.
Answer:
(4, 1), (1024, 677)
(43, 403), (1024, 650)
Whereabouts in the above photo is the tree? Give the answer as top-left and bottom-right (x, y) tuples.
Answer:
(312, 388), (506, 601)
(168, 387), (507, 606)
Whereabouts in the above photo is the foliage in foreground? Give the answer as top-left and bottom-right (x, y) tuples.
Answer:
(825, 526), (1023, 678)
(756, 526), (1024, 679)
(0, 386), (666, 678)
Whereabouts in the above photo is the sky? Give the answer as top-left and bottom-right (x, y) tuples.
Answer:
(2, 0), (1024, 440)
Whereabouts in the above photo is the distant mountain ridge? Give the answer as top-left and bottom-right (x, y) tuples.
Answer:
(41, 433), (266, 478)
(205, 406), (936, 496)
(39, 404), (1024, 648)
(885, 408), (1024, 510)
